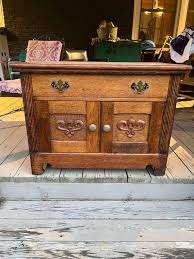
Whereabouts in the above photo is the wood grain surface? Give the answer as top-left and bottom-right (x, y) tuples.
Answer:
(100, 102), (114, 153)
(32, 74), (170, 98)
(86, 102), (100, 152)
(11, 61), (192, 74)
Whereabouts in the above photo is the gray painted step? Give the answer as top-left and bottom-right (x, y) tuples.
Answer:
(0, 241), (194, 259)
(1, 200), (194, 220)
(1, 182), (194, 201)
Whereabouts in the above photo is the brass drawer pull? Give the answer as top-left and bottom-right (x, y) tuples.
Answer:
(103, 124), (111, 132)
(131, 80), (149, 94)
(88, 124), (97, 132)
(51, 80), (70, 92)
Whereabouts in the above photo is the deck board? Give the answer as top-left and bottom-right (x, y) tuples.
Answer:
(60, 169), (83, 183)
(1, 200), (194, 220)
(0, 241), (194, 259)
(126, 169), (151, 183)
(1, 219), (194, 242)
(0, 125), (26, 165)
(82, 169), (128, 183)
(0, 136), (29, 179)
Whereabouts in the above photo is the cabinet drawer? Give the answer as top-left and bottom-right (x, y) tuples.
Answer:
(32, 74), (169, 99)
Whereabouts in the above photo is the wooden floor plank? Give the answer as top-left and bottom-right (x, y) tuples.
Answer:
(0, 97), (15, 112)
(82, 169), (128, 183)
(36, 167), (61, 183)
(1, 200), (194, 220)
(1, 218), (194, 242)
(176, 100), (194, 108)
(60, 169), (83, 183)
(0, 125), (26, 165)
(1, 111), (25, 122)
(0, 121), (24, 145)
(176, 121), (194, 139)
(0, 241), (194, 259)
(163, 136), (194, 181)
(13, 156), (36, 182)
(126, 169), (151, 183)
(1, 182), (194, 200)
(170, 135), (194, 177)
(174, 107), (194, 123)
(147, 167), (171, 183)
(104, 169), (127, 183)
(173, 123), (194, 154)
(167, 149), (194, 181)
(0, 104), (25, 146)
(82, 169), (105, 182)
(0, 98), (23, 116)
(0, 136), (29, 179)
(0, 97), (13, 103)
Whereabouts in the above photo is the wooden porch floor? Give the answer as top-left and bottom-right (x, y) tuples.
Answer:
(1, 199), (194, 258)
(0, 97), (194, 184)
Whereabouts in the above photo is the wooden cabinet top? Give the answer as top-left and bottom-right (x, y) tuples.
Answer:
(11, 61), (192, 75)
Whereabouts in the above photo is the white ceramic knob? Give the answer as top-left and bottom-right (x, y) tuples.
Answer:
(103, 124), (111, 132)
(88, 124), (97, 132)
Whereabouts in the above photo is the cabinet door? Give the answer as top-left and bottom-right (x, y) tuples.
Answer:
(35, 101), (100, 153)
(101, 102), (164, 153)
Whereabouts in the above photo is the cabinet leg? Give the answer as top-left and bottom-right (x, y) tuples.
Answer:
(31, 155), (47, 175)
(31, 163), (47, 175)
(154, 165), (166, 176)
(152, 155), (167, 176)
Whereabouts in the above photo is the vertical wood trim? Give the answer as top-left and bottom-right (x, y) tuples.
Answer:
(21, 74), (39, 152)
(35, 101), (51, 152)
(131, 0), (142, 40)
(173, 0), (182, 37)
(159, 75), (180, 154)
(148, 102), (164, 153)
(100, 102), (114, 153)
(86, 102), (100, 152)
(0, 0), (5, 27)
(175, 0), (189, 36)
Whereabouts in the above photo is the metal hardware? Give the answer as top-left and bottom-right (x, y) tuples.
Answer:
(56, 119), (84, 138)
(88, 124), (97, 132)
(131, 80), (149, 94)
(103, 124), (111, 132)
(117, 118), (145, 138)
(51, 80), (70, 92)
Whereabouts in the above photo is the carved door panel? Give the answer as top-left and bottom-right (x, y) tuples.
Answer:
(35, 100), (100, 153)
(101, 101), (164, 154)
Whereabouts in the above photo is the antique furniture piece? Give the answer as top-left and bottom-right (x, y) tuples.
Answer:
(11, 62), (191, 175)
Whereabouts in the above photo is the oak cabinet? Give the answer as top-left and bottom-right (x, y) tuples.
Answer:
(11, 62), (191, 175)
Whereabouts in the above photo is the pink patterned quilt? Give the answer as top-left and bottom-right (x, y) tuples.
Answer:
(26, 40), (63, 62)
(0, 79), (22, 94)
